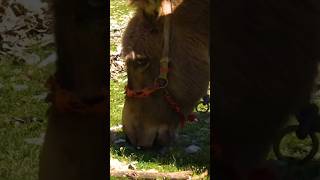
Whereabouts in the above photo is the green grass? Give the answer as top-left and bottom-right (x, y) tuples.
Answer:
(110, 0), (134, 54)
(0, 54), (55, 179)
(110, 0), (134, 24)
(110, 77), (126, 127)
(109, 0), (132, 127)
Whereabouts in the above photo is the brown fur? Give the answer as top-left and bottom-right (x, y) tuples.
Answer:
(39, 0), (107, 180)
(213, 0), (320, 178)
(122, 0), (209, 147)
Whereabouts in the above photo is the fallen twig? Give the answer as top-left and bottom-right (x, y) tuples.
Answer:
(110, 169), (193, 180)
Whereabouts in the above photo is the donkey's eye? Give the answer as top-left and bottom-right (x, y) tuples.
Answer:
(135, 59), (149, 67)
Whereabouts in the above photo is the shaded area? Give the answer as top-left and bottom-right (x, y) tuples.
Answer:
(110, 112), (210, 177)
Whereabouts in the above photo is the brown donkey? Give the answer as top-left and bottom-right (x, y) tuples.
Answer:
(122, 0), (210, 148)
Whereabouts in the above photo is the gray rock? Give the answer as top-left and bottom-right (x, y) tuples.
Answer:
(114, 138), (126, 144)
(32, 92), (48, 101)
(38, 52), (56, 67)
(185, 145), (201, 154)
(24, 133), (45, 145)
(13, 84), (28, 91)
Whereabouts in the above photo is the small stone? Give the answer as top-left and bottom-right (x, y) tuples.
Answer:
(32, 92), (48, 101)
(24, 133), (45, 145)
(185, 145), (201, 154)
(180, 134), (189, 139)
(114, 138), (126, 144)
(38, 52), (57, 67)
(13, 84), (28, 91)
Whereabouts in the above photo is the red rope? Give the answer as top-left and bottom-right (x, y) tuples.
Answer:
(163, 93), (197, 128)
(126, 85), (197, 128)
(125, 85), (160, 98)
(45, 76), (106, 114)
(159, 67), (170, 73)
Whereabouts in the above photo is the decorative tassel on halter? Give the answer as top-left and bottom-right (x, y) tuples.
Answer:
(163, 93), (197, 128)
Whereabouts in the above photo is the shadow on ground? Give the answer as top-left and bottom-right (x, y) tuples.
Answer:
(110, 112), (210, 174)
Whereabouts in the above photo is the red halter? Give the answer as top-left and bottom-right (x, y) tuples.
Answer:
(125, 80), (197, 128)
(45, 76), (106, 114)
